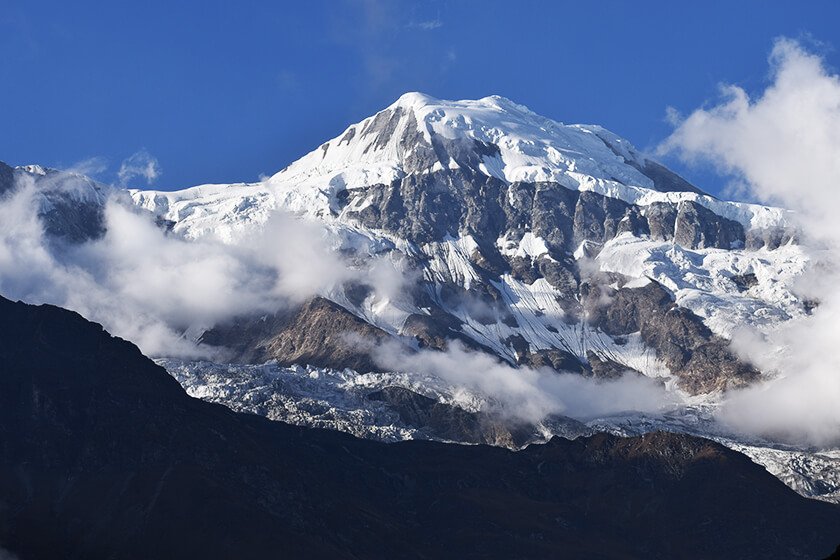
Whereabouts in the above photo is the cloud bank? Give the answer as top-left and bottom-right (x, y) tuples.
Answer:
(661, 38), (840, 445)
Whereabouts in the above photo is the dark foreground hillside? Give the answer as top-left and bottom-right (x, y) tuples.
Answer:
(0, 296), (838, 559)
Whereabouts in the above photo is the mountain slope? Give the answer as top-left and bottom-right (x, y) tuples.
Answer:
(0, 93), (826, 505)
(1, 295), (839, 559)
(3, 95), (803, 394)
(126, 93), (803, 393)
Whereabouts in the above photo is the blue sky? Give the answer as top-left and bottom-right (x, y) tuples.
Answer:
(1, 0), (838, 197)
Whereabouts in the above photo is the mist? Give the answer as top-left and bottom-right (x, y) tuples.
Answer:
(661, 38), (840, 446)
(373, 340), (673, 424)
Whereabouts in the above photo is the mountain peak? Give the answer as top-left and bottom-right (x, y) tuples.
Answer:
(265, 93), (713, 218)
(389, 92), (530, 115)
(390, 91), (439, 109)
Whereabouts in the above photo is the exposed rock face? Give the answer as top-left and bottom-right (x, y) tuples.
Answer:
(746, 226), (798, 250)
(401, 309), (498, 353)
(2, 296), (839, 560)
(0, 162), (109, 242)
(586, 281), (758, 392)
(593, 130), (707, 196)
(200, 297), (391, 371)
(586, 351), (643, 380)
(0, 161), (14, 195)
(646, 200), (745, 249)
(343, 171), (744, 258)
(635, 158), (708, 195)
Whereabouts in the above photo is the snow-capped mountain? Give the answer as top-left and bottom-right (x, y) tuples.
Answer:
(1, 93), (831, 502)
(128, 92), (804, 393)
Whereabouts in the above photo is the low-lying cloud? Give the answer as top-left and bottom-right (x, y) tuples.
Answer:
(374, 340), (672, 424)
(661, 38), (840, 446)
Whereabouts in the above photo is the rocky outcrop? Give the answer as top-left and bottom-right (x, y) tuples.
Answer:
(0, 161), (14, 196)
(746, 226), (798, 250)
(586, 351), (644, 380)
(200, 297), (391, 371)
(2, 295), (839, 559)
(343, 172), (745, 260)
(645, 200), (744, 249)
(585, 281), (758, 393)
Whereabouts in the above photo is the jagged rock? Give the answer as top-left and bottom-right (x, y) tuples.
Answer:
(746, 226), (798, 250)
(731, 272), (758, 292)
(587, 281), (758, 392)
(401, 310), (496, 354)
(673, 200), (745, 249)
(200, 297), (392, 372)
(523, 348), (588, 374)
(586, 351), (643, 380)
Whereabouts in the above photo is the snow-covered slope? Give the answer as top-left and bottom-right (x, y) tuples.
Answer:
(132, 92), (790, 236)
(127, 93), (804, 392)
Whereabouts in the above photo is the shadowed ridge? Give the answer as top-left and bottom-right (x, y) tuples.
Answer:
(1, 295), (838, 560)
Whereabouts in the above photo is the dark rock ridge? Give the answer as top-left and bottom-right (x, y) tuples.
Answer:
(340, 170), (746, 254)
(367, 385), (524, 447)
(1, 295), (839, 560)
(593, 130), (707, 196)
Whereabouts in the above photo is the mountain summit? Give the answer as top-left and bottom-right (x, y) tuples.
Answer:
(268, 91), (703, 198)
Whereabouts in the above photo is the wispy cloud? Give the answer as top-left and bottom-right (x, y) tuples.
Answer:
(408, 19), (443, 30)
(328, 0), (453, 99)
(373, 340), (672, 424)
(68, 156), (109, 178)
(118, 150), (161, 186)
(0, 171), (413, 359)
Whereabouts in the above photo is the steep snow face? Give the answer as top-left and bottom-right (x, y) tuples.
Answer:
(594, 233), (809, 338)
(122, 93), (804, 383)
(263, 92), (789, 230)
(130, 182), (274, 243)
(269, 93), (653, 193)
(128, 93), (791, 243)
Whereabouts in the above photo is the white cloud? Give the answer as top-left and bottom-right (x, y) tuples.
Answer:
(661, 38), (840, 445)
(67, 156), (109, 178)
(118, 150), (161, 186)
(373, 340), (672, 424)
(409, 19), (443, 30)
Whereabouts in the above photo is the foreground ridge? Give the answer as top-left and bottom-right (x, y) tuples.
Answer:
(0, 296), (838, 559)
